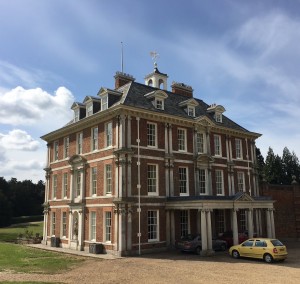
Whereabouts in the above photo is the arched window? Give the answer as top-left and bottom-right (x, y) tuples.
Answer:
(158, 79), (164, 89)
(148, 79), (153, 87)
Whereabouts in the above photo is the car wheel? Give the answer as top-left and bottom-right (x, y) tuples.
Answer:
(196, 246), (201, 255)
(220, 244), (226, 251)
(264, 253), (273, 263)
(232, 250), (240, 259)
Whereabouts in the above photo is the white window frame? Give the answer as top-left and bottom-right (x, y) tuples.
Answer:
(148, 210), (159, 242)
(74, 108), (79, 122)
(215, 169), (224, 195)
(147, 122), (157, 148)
(101, 95), (108, 111)
(105, 121), (113, 147)
(91, 127), (98, 151)
(61, 211), (67, 238)
(77, 132), (83, 154)
(179, 167), (189, 196)
(235, 138), (243, 159)
(180, 210), (189, 238)
(214, 134), (222, 156)
(75, 171), (81, 197)
(215, 112), (222, 123)
(63, 136), (69, 158)
(155, 98), (164, 110)
(51, 212), (56, 236)
(91, 167), (97, 196)
(52, 175), (57, 199)
(196, 132), (205, 154)
(147, 164), (158, 196)
(90, 211), (96, 241)
(53, 141), (59, 161)
(86, 102), (93, 117)
(63, 173), (68, 198)
(237, 172), (245, 192)
(104, 211), (112, 243)
(198, 169), (207, 195)
(178, 128), (187, 152)
(187, 106), (195, 117)
(105, 164), (112, 194)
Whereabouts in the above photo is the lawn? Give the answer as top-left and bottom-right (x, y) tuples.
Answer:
(0, 242), (85, 274)
(0, 221), (43, 242)
(0, 222), (85, 274)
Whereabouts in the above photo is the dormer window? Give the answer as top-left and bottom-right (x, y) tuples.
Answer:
(207, 104), (225, 123)
(187, 106), (195, 117)
(155, 98), (164, 110)
(101, 95), (108, 111)
(144, 90), (168, 111)
(215, 113), (222, 122)
(74, 109), (79, 122)
(179, 98), (199, 117)
(86, 102), (93, 117)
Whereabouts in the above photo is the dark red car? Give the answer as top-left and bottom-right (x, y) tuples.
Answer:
(218, 231), (248, 247)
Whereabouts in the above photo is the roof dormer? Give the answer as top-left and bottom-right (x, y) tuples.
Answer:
(71, 102), (86, 122)
(97, 88), (122, 111)
(179, 98), (199, 117)
(83, 96), (101, 117)
(207, 104), (226, 123)
(144, 90), (168, 110)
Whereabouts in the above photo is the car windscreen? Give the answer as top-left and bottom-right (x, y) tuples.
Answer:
(271, 239), (284, 246)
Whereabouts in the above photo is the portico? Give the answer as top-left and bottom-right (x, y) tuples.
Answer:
(166, 192), (275, 255)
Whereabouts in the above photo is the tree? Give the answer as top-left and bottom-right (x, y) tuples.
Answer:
(282, 147), (300, 184)
(0, 177), (13, 227)
(264, 147), (284, 184)
(255, 147), (265, 182)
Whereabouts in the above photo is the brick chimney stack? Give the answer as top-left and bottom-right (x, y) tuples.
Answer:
(114, 72), (135, 89)
(171, 82), (193, 98)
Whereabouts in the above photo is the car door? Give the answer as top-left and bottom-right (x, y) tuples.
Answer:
(239, 240), (255, 257)
(252, 240), (267, 259)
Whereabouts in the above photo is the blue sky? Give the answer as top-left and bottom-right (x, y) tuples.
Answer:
(0, 0), (300, 182)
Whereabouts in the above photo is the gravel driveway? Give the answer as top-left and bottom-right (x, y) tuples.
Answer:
(0, 241), (299, 284)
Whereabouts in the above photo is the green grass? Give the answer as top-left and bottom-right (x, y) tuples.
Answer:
(0, 242), (85, 274)
(0, 221), (43, 242)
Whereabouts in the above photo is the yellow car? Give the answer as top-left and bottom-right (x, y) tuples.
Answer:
(229, 238), (288, 263)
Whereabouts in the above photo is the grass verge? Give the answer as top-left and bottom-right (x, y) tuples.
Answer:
(0, 242), (85, 274)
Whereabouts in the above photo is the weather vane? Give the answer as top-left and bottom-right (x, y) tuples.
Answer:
(150, 51), (159, 67)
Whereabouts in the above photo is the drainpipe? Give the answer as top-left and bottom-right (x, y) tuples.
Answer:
(136, 117), (141, 255)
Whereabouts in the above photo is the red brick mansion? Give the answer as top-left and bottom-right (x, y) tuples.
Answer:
(41, 64), (275, 256)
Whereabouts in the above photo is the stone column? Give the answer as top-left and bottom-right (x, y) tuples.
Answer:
(266, 209), (272, 238)
(165, 162), (170, 197)
(200, 209), (208, 252)
(70, 169), (74, 202)
(127, 115), (131, 148)
(165, 123), (169, 154)
(270, 209), (276, 238)
(170, 161), (174, 197)
(119, 114), (126, 148)
(247, 209), (254, 238)
(170, 210), (175, 246)
(127, 157), (132, 197)
(232, 209), (239, 245)
(166, 210), (171, 246)
(78, 210), (84, 250)
(42, 210), (49, 245)
(127, 206), (132, 252)
(206, 130), (211, 155)
(206, 210), (213, 252)
(168, 124), (173, 154)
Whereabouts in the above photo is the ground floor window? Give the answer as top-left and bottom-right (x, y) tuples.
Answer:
(148, 210), (159, 241)
(62, 212), (67, 237)
(239, 209), (246, 232)
(105, 211), (112, 242)
(216, 210), (225, 234)
(90, 212), (96, 241)
(180, 210), (189, 237)
(51, 212), (56, 236)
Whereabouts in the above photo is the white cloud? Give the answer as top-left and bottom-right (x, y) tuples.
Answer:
(0, 86), (74, 126)
(0, 129), (39, 151)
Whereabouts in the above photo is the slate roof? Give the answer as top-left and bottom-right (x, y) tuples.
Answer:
(121, 81), (251, 134)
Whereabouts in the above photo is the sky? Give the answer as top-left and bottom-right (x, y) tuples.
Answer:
(0, 0), (300, 182)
